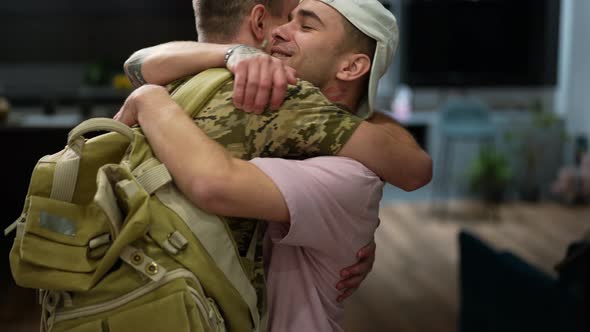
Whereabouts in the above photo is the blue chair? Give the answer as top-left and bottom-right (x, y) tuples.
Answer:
(432, 97), (496, 211)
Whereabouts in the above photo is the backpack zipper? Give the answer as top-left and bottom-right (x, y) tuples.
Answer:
(52, 269), (216, 329)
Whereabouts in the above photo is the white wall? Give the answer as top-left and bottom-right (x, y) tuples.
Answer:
(556, 0), (590, 141)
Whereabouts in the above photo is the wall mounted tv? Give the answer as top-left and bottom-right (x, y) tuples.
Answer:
(0, 0), (196, 65)
(400, 0), (560, 87)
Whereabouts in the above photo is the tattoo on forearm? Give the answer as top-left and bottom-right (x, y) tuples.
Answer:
(124, 52), (148, 87)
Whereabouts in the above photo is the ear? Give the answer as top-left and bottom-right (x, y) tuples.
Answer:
(249, 4), (268, 43)
(335, 53), (372, 82)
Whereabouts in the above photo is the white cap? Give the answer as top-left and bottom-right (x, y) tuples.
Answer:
(318, 0), (399, 119)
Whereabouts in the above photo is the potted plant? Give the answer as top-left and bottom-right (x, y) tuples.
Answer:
(468, 146), (512, 204)
(505, 100), (568, 201)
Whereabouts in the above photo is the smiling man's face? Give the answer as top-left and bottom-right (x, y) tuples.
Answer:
(269, 0), (349, 89)
(262, 0), (300, 53)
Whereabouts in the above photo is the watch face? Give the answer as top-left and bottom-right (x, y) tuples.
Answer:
(224, 45), (239, 65)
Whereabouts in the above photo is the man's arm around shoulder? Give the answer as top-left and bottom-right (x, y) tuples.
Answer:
(124, 42), (228, 87)
(338, 112), (432, 191)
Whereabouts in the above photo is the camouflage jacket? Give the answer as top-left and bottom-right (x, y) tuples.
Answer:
(169, 69), (362, 313)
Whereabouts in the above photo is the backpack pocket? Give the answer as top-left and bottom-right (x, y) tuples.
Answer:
(57, 291), (212, 332)
(20, 195), (113, 272)
(60, 320), (104, 332)
(52, 272), (225, 332)
(10, 195), (115, 291)
(107, 290), (210, 332)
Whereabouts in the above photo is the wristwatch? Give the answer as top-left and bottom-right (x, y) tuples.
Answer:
(224, 44), (245, 66)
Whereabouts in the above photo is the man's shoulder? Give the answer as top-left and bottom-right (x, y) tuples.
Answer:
(174, 74), (349, 117)
(193, 76), (333, 110)
(253, 156), (381, 185)
(194, 79), (235, 111)
(281, 79), (342, 111)
(302, 157), (381, 187)
(168, 70), (235, 112)
(206, 79), (330, 111)
(303, 156), (376, 174)
(284, 79), (325, 100)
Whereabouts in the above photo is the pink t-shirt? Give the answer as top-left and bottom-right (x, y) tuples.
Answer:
(250, 156), (383, 332)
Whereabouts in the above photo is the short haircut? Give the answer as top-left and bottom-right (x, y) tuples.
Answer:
(193, 0), (284, 43)
(340, 16), (376, 63)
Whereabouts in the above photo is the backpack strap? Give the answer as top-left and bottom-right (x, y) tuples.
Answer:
(170, 68), (233, 118)
(132, 156), (261, 329)
(129, 69), (233, 195)
(138, 69), (260, 329)
(49, 67), (231, 204)
(134, 163), (173, 195)
(155, 187), (260, 330)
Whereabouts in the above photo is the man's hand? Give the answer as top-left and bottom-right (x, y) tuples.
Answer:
(336, 240), (376, 302)
(114, 85), (174, 126)
(226, 45), (297, 114)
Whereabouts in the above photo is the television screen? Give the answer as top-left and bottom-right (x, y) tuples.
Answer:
(400, 0), (560, 87)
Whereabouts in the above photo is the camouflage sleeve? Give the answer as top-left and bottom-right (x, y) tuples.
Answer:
(244, 80), (362, 159)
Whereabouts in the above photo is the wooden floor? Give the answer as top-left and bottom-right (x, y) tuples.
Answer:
(344, 201), (589, 332)
(1, 202), (588, 332)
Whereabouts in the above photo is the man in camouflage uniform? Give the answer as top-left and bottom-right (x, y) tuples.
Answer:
(119, 0), (431, 320)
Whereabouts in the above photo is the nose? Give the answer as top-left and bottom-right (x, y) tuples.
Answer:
(271, 23), (290, 44)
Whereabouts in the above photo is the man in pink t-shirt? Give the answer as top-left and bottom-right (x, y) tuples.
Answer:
(119, 86), (389, 329)
(251, 156), (383, 331)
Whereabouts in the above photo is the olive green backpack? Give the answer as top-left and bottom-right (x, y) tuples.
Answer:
(4, 69), (260, 332)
